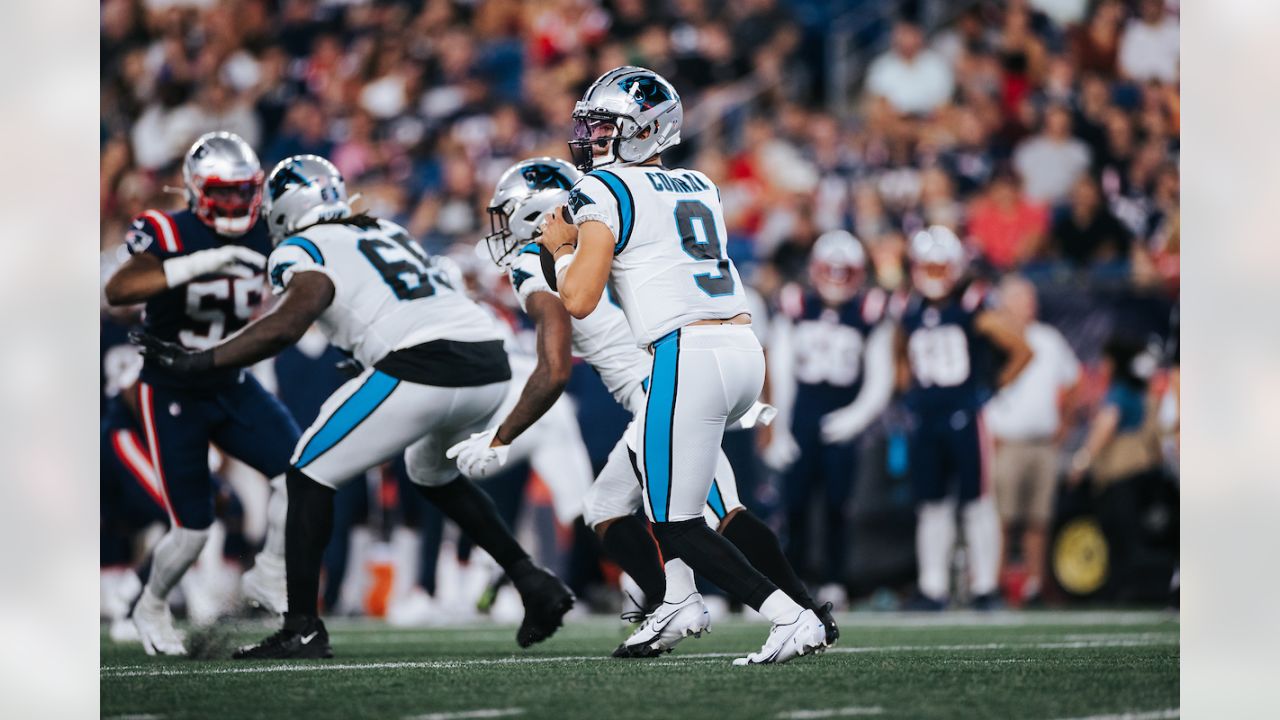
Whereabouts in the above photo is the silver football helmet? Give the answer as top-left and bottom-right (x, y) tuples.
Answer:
(909, 225), (967, 300)
(182, 131), (264, 237)
(569, 66), (682, 172)
(484, 157), (581, 267)
(810, 230), (867, 305)
(263, 155), (352, 242)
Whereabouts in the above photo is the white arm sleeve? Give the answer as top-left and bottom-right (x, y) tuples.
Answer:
(766, 314), (797, 433)
(820, 322), (896, 443)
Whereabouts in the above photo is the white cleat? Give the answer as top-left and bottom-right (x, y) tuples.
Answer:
(733, 608), (827, 666)
(613, 593), (711, 658)
(132, 590), (187, 656)
(242, 554), (287, 615)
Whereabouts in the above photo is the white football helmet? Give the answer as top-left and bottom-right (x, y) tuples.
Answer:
(569, 66), (682, 172)
(263, 155), (351, 242)
(182, 131), (264, 238)
(809, 230), (867, 305)
(909, 225), (967, 300)
(485, 157), (582, 267)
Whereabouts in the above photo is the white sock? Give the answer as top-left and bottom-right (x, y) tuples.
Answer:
(962, 497), (1001, 596)
(917, 500), (956, 601)
(662, 558), (697, 604)
(758, 589), (805, 624)
(144, 526), (210, 600)
(257, 475), (288, 567)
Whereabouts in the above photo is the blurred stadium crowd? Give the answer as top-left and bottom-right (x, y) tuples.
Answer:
(101, 0), (1179, 625)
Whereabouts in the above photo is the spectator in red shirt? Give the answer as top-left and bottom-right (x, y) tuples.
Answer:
(967, 169), (1049, 270)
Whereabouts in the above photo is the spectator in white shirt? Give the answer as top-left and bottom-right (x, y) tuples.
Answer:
(1118, 0), (1179, 83)
(1013, 104), (1092, 204)
(865, 21), (954, 116)
(984, 276), (1081, 605)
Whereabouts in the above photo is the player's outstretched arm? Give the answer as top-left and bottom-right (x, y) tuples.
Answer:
(105, 246), (266, 306)
(211, 271), (335, 369)
(492, 291), (575, 446)
(974, 309), (1034, 388)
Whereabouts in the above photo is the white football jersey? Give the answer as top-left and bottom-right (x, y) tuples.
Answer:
(569, 165), (750, 347)
(507, 244), (650, 412)
(267, 218), (504, 367)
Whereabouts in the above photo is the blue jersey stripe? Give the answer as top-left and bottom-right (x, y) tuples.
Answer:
(588, 170), (634, 255)
(280, 236), (324, 265)
(519, 242), (541, 256)
(295, 371), (399, 468)
(643, 328), (680, 522)
(706, 480), (727, 519)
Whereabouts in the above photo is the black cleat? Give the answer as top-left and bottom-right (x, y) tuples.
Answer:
(815, 602), (840, 646)
(511, 560), (575, 648)
(611, 641), (669, 659)
(970, 592), (1003, 611)
(232, 616), (333, 660)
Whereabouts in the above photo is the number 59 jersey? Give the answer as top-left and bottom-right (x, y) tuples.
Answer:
(267, 218), (504, 368)
(569, 165), (749, 347)
(125, 208), (273, 388)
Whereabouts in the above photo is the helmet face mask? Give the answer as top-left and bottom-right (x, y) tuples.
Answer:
(183, 132), (264, 238)
(568, 67), (682, 172)
(485, 157), (582, 267)
(809, 230), (867, 305)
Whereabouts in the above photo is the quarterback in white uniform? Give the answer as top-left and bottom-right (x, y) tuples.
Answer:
(452, 157), (836, 656)
(135, 154), (574, 659)
(537, 67), (828, 665)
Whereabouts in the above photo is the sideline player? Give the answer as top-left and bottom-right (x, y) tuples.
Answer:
(451, 157), (837, 656)
(135, 155), (573, 659)
(769, 230), (895, 604)
(896, 226), (1033, 608)
(104, 131), (294, 655)
(537, 67), (827, 664)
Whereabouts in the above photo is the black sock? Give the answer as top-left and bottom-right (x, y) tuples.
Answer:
(599, 514), (666, 603)
(284, 467), (335, 620)
(415, 476), (529, 571)
(651, 518), (778, 611)
(721, 510), (818, 611)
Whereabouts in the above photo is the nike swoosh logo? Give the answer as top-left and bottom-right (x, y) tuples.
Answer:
(300, 632), (318, 645)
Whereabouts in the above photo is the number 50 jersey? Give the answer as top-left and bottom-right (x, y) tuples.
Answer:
(267, 218), (504, 368)
(569, 165), (749, 347)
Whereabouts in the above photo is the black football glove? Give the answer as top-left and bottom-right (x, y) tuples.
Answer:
(130, 331), (215, 375)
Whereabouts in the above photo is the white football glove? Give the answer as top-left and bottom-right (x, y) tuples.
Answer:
(445, 428), (511, 479)
(163, 246), (267, 287)
(820, 407), (864, 445)
(761, 428), (801, 471)
(732, 401), (778, 430)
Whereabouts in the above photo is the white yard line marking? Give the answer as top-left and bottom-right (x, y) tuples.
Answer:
(778, 707), (885, 718)
(101, 634), (1177, 679)
(404, 709), (524, 720)
(1051, 709), (1178, 720)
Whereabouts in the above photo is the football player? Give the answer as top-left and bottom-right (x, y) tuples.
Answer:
(536, 67), (827, 664)
(896, 226), (1032, 608)
(770, 230), (895, 604)
(135, 155), (572, 659)
(450, 157), (836, 657)
(104, 132), (295, 655)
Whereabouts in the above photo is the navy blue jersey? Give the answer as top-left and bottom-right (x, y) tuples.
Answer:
(124, 209), (273, 387)
(780, 285), (887, 411)
(898, 282), (991, 414)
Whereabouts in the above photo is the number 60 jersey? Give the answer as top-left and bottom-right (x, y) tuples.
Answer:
(569, 165), (749, 347)
(267, 218), (504, 368)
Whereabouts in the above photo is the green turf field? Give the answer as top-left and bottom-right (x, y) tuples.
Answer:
(101, 610), (1178, 720)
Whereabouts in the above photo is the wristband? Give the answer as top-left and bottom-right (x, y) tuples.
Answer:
(554, 253), (574, 280)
